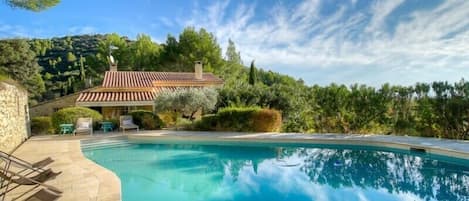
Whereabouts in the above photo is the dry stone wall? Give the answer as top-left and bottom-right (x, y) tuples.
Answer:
(0, 82), (29, 153)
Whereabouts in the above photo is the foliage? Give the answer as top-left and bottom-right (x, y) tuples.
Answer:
(129, 110), (164, 130)
(51, 107), (103, 133)
(193, 115), (217, 131)
(252, 109), (282, 132)
(194, 107), (282, 132)
(215, 107), (260, 131)
(248, 60), (257, 85)
(157, 111), (177, 127)
(1, 28), (468, 139)
(0, 39), (45, 102)
(31, 116), (53, 135)
(6, 0), (60, 12)
(154, 87), (218, 120)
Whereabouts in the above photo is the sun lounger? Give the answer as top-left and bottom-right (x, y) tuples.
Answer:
(0, 168), (61, 201)
(23, 188), (61, 201)
(120, 115), (139, 133)
(74, 117), (93, 135)
(0, 151), (53, 174)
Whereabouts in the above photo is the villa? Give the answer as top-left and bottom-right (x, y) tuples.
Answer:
(30, 61), (223, 118)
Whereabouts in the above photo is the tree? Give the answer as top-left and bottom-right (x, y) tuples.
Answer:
(6, 0), (60, 11)
(154, 87), (218, 120)
(66, 52), (76, 62)
(172, 27), (224, 73)
(248, 60), (257, 85)
(0, 39), (45, 101)
(130, 34), (161, 71)
(97, 33), (132, 70)
(225, 39), (242, 65)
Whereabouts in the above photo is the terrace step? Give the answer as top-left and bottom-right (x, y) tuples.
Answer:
(81, 139), (133, 150)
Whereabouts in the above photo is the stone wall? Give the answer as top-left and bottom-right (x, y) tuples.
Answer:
(0, 81), (29, 153)
(29, 93), (79, 117)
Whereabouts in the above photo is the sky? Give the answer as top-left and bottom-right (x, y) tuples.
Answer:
(1, 0), (468, 86)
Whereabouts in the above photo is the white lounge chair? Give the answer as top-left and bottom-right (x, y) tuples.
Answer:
(73, 117), (93, 135)
(120, 115), (139, 133)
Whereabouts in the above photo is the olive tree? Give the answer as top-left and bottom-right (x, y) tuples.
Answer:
(154, 87), (218, 120)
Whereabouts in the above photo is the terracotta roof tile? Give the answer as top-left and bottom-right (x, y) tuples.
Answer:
(102, 71), (223, 88)
(76, 87), (200, 102)
(76, 91), (156, 102)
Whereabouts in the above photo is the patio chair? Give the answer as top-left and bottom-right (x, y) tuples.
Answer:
(120, 115), (139, 133)
(73, 117), (93, 135)
(24, 188), (61, 201)
(0, 151), (53, 175)
(0, 168), (61, 201)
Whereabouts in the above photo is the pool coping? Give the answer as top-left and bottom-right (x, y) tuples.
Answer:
(121, 131), (469, 160)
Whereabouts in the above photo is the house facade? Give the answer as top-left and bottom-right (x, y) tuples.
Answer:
(30, 62), (223, 118)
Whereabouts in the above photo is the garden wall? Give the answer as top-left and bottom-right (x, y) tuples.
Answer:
(0, 81), (30, 153)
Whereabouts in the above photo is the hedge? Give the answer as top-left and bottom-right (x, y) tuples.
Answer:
(129, 110), (164, 130)
(252, 109), (282, 132)
(51, 107), (103, 133)
(31, 116), (53, 135)
(194, 107), (282, 132)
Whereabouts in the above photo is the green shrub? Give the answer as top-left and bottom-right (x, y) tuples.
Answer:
(31, 116), (53, 135)
(193, 107), (282, 132)
(129, 110), (164, 130)
(157, 111), (177, 127)
(175, 117), (192, 130)
(193, 115), (217, 131)
(216, 107), (260, 131)
(51, 107), (103, 133)
(252, 109), (282, 132)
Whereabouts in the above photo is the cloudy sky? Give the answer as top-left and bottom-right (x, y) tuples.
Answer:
(1, 0), (468, 86)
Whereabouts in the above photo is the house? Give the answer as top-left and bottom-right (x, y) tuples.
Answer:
(30, 62), (224, 118)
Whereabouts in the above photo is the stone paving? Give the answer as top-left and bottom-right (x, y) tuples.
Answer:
(4, 131), (469, 201)
(5, 134), (122, 201)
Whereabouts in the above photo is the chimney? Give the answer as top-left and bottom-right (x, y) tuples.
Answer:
(195, 61), (203, 80)
(108, 55), (118, 71)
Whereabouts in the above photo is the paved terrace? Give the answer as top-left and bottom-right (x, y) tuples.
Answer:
(5, 131), (469, 201)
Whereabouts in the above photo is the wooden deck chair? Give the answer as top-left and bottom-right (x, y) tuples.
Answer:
(119, 115), (139, 133)
(73, 117), (93, 135)
(0, 168), (61, 201)
(23, 188), (61, 201)
(0, 151), (53, 175)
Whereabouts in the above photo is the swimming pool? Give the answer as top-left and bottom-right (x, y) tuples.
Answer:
(82, 139), (469, 201)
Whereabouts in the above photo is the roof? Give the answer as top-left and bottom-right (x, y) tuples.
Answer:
(77, 91), (156, 102)
(76, 86), (193, 102)
(102, 71), (223, 88)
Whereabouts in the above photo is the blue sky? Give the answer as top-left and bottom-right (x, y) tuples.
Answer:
(1, 0), (468, 86)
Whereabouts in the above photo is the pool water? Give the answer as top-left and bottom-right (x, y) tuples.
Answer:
(82, 140), (469, 201)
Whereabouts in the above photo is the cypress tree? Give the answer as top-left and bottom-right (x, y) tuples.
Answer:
(249, 60), (256, 85)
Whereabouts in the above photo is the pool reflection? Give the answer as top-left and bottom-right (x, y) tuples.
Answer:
(84, 143), (469, 201)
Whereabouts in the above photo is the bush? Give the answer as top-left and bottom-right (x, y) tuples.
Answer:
(51, 107), (103, 133)
(194, 107), (282, 132)
(31, 116), (53, 135)
(129, 110), (164, 130)
(157, 111), (177, 127)
(216, 107), (260, 131)
(252, 109), (282, 132)
(175, 117), (192, 130)
(193, 115), (217, 131)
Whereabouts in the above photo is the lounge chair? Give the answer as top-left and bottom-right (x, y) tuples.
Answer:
(0, 168), (61, 201)
(24, 188), (61, 201)
(0, 168), (61, 198)
(120, 115), (139, 133)
(73, 117), (93, 135)
(0, 151), (53, 174)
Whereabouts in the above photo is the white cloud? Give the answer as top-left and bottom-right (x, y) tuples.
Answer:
(67, 26), (96, 35)
(184, 0), (469, 86)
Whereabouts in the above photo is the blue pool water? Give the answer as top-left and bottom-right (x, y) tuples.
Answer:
(82, 140), (469, 201)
